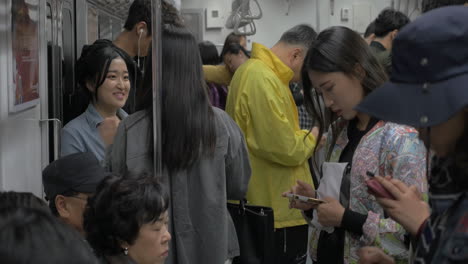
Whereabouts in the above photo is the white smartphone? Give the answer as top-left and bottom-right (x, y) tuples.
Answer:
(285, 193), (326, 205)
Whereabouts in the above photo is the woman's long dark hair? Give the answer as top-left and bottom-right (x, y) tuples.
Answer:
(302, 26), (387, 169)
(137, 25), (216, 173)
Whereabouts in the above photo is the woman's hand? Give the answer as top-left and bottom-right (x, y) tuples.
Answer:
(374, 176), (430, 236)
(316, 197), (345, 227)
(282, 180), (317, 211)
(358, 247), (395, 264)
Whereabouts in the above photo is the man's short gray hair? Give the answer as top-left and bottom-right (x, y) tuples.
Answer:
(279, 24), (317, 49)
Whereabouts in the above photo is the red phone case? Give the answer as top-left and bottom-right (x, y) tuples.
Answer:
(366, 178), (395, 199)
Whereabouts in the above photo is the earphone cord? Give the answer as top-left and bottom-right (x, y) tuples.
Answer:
(137, 31), (142, 68)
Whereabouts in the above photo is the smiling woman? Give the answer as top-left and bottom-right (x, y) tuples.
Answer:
(60, 40), (135, 162)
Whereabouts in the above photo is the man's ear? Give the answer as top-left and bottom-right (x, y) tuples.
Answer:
(55, 195), (71, 218)
(289, 47), (303, 67)
(135, 22), (148, 37)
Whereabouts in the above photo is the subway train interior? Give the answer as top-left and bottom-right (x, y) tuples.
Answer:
(3, 0), (467, 263)
(0, 0), (424, 198)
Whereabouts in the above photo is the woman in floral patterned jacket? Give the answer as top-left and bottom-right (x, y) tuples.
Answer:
(283, 26), (428, 264)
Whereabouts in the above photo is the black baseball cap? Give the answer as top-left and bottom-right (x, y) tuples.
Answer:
(356, 6), (468, 127)
(42, 152), (109, 201)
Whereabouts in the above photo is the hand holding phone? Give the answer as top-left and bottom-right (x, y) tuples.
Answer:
(284, 193), (326, 205)
(365, 172), (395, 200)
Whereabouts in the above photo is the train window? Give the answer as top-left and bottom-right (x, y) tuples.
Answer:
(87, 6), (98, 44)
(98, 12), (112, 40)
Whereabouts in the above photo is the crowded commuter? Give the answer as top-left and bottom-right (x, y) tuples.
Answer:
(0, 191), (48, 211)
(42, 152), (108, 235)
(223, 43), (250, 74)
(84, 175), (170, 264)
(421, 0), (468, 12)
(290, 82), (315, 130)
(198, 40), (220, 66)
(0, 207), (99, 264)
(112, 0), (183, 113)
(199, 40), (226, 108)
(370, 9), (410, 75)
(356, 6), (468, 264)
(226, 24), (317, 263)
(363, 21), (376, 44)
(221, 32), (248, 59)
(61, 41), (132, 162)
(203, 32), (248, 86)
(285, 26), (428, 264)
(205, 42), (250, 109)
(106, 24), (251, 264)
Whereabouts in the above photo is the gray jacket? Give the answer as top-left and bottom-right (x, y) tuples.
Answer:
(106, 107), (251, 264)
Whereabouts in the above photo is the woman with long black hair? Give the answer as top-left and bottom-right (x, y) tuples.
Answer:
(284, 26), (428, 264)
(106, 24), (251, 264)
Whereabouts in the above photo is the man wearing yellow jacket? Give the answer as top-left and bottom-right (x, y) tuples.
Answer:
(225, 24), (317, 263)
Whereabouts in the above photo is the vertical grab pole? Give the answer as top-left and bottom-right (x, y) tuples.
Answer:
(151, 0), (163, 179)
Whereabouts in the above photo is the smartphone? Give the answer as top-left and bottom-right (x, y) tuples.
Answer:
(365, 172), (395, 200)
(285, 193), (326, 205)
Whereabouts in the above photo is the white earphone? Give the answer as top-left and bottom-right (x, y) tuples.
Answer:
(139, 28), (144, 35)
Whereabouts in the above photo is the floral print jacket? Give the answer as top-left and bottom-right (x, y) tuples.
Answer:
(309, 120), (428, 264)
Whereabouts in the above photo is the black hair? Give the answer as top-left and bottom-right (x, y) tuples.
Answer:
(124, 1), (184, 35)
(76, 40), (133, 106)
(137, 25), (216, 173)
(0, 191), (47, 212)
(0, 207), (99, 264)
(124, 0), (152, 35)
(223, 43), (250, 58)
(302, 26), (387, 168)
(422, 0), (467, 12)
(364, 21), (376, 38)
(84, 174), (169, 256)
(279, 24), (317, 49)
(373, 9), (410, 37)
(198, 41), (219, 65)
(220, 32), (246, 61)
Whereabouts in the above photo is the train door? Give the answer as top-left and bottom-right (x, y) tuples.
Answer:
(61, 0), (79, 126)
(46, 0), (62, 163)
(46, 0), (78, 163)
(0, 0), (49, 197)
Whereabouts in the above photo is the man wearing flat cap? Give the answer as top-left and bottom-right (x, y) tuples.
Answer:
(42, 152), (108, 235)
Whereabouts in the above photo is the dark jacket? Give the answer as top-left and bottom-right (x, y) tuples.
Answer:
(413, 156), (468, 263)
(370, 41), (392, 75)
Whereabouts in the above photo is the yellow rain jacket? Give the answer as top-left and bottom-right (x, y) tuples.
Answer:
(226, 43), (316, 228)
